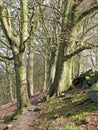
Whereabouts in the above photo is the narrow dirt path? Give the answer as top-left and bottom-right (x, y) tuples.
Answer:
(10, 105), (39, 130)
(0, 91), (46, 130)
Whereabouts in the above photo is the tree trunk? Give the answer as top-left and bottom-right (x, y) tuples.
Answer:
(63, 58), (73, 89)
(43, 58), (50, 90)
(0, 0), (30, 112)
(43, 49), (57, 91)
(48, 24), (78, 97)
(95, 49), (98, 69)
(72, 54), (80, 79)
(48, 42), (65, 97)
(5, 61), (14, 101)
(14, 52), (30, 112)
(27, 46), (34, 97)
(8, 76), (14, 101)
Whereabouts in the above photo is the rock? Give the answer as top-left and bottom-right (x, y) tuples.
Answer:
(73, 69), (98, 89)
(33, 108), (40, 112)
(88, 91), (98, 103)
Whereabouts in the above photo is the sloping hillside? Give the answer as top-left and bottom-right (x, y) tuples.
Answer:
(1, 70), (98, 130)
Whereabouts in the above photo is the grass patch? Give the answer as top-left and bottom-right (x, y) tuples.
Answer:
(65, 122), (83, 130)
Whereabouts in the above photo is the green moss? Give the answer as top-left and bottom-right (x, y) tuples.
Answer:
(72, 112), (88, 121)
(90, 82), (98, 90)
(72, 92), (88, 103)
(65, 122), (83, 130)
(85, 76), (90, 80)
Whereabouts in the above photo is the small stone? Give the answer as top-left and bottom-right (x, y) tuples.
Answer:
(33, 108), (40, 112)
(28, 109), (33, 112)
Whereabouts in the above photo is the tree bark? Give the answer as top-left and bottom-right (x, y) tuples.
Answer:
(0, 0), (31, 111)
(43, 49), (57, 91)
(27, 46), (34, 97)
(48, 23), (78, 97)
(48, 42), (65, 97)
(95, 49), (98, 69)
(72, 54), (80, 79)
(43, 58), (50, 90)
(14, 52), (30, 112)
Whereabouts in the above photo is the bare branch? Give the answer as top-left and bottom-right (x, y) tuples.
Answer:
(75, 4), (98, 24)
(64, 43), (98, 61)
(0, 53), (13, 61)
(0, 1), (18, 47)
(0, 39), (10, 48)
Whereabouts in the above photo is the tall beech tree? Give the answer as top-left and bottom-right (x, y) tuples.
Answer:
(34, 0), (98, 96)
(37, 1), (60, 91)
(48, 0), (98, 97)
(0, 0), (30, 112)
(26, 1), (40, 97)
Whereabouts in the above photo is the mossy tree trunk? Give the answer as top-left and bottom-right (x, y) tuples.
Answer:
(14, 52), (30, 111)
(43, 49), (58, 91)
(72, 54), (80, 79)
(95, 49), (98, 69)
(39, 3), (59, 92)
(43, 58), (50, 91)
(48, 0), (98, 97)
(5, 59), (14, 101)
(0, 0), (30, 112)
(63, 59), (73, 90)
(49, 0), (76, 97)
(27, 46), (34, 97)
(48, 42), (74, 97)
(48, 42), (65, 97)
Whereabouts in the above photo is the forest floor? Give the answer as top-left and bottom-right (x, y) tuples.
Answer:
(0, 88), (98, 130)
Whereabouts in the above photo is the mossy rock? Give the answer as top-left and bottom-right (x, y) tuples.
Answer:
(73, 69), (98, 89)
(88, 91), (98, 103)
(88, 83), (98, 103)
(90, 83), (98, 91)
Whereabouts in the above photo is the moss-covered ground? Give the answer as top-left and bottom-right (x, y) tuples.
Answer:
(31, 88), (98, 130)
